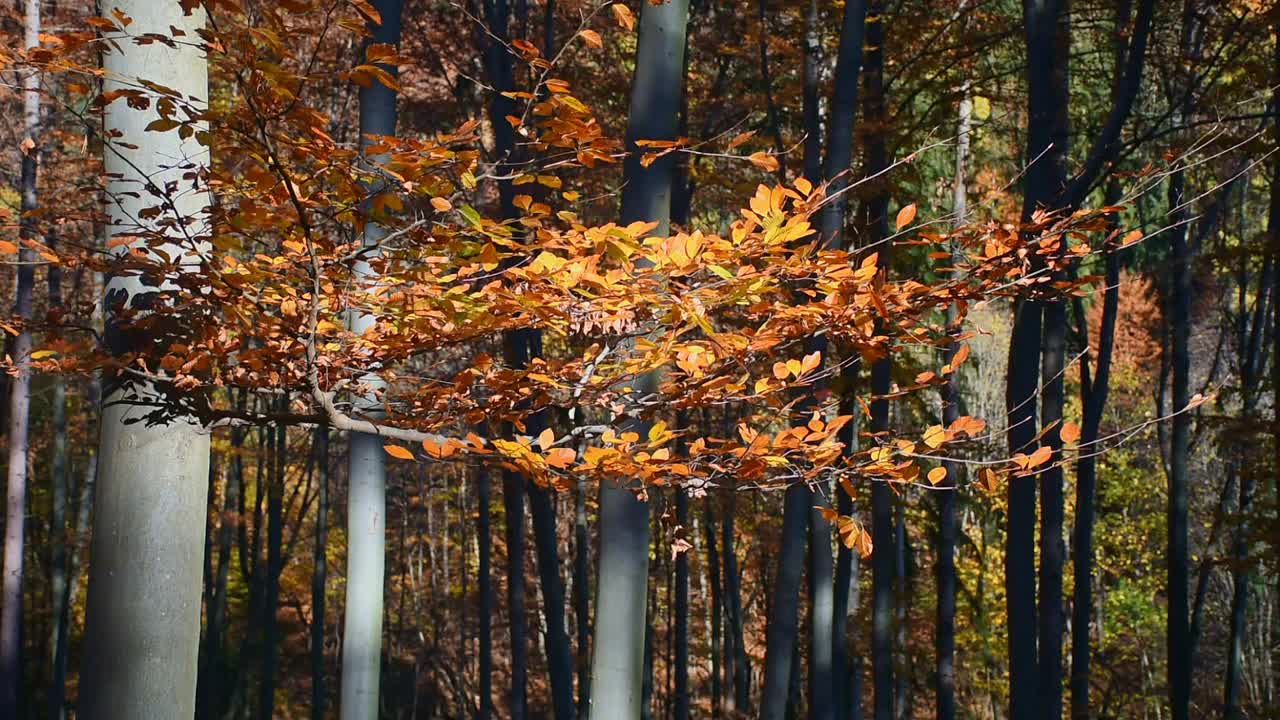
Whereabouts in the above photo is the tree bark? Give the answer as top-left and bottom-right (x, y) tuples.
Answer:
(80, 5), (213, 718)
(723, 488), (749, 712)
(760, 485), (811, 720)
(818, 0), (870, 250)
(0, 2), (40, 713)
(341, 2), (401, 717)
(587, 0), (688, 713)
(312, 426), (330, 720)
(674, 489), (691, 720)
(479, 464), (495, 720)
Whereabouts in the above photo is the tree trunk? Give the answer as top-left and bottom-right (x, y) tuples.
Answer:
(723, 487), (749, 711)
(809, 500), (836, 720)
(704, 496), (722, 718)
(261, 419), (287, 718)
(479, 465), (495, 720)
(675, 489), (691, 720)
(47, 240), (71, 720)
(341, 2), (401, 717)
(861, 6), (894, 720)
(1, 2), (40, 713)
(587, 0), (688, 714)
(503, 470), (529, 720)
(79, 3), (212, 717)
(1069, 178), (1121, 720)
(936, 76), (971, 720)
(818, 0), (870, 250)
(760, 485), (812, 720)
(573, 473), (590, 716)
(312, 426), (330, 720)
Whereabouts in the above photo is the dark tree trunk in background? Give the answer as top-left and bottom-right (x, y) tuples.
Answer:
(723, 490), (749, 712)
(47, 235), (70, 720)
(818, 0), (870, 249)
(861, 7), (894, 720)
(503, 470), (528, 720)
(478, 465), (495, 720)
(1070, 182), (1120, 720)
(311, 427), (330, 720)
(760, 484), (812, 720)
(260, 420), (287, 719)
(936, 67), (972, 720)
(704, 497), (723, 718)
(675, 489), (691, 720)
(755, 0), (786, 181)
(573, 474), (590, 716)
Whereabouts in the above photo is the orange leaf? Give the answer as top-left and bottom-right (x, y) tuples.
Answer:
(611, 3), (635, 30)
(895, 203), (917, 231)
(430, 197), (452, 212)
(384, 444), (414, 460)
(1060, 422), (1080, 444)
(747, 151), (779, 172)
(927, 466), (948, 485)
(579, 29), (603, 48)
(537, 427), (555, 451)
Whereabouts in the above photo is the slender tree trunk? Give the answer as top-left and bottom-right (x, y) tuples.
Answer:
(312, 426), (330, 720)
(588, 0), (688, 713)
(80, 3), (213, 717)
(197, 395), (243, 720)
(479, 465), (495, 720)
(0, 3), (40, 713)
(1070, 180), (1121, 720)
(755, 0), (786, 181)
(260, 420), (287, 718)
(860, 7), (895, 720)
(760, 485), (811, 720)
(809, 500), (836, 720)
(675, 489), (691, 720)
(818, 0), (870, 249)
(342, 2), (401, 717)
(723, 488), (749, 711)
(573, 473), (590, 716)
(704, 497), (723, 718)
(504, 471), (529, 720)
(46, 247), (70, 720)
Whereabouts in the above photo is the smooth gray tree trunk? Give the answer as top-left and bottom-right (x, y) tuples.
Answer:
(1, 2), (40, 713)
(313, 426), (330, 720)
(759, 485), (811, 720)
(341, 2), (401, 717)
(79, 3), (213, 717)
(588, 3), (689, 715)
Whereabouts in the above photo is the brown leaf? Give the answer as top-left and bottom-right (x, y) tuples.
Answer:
(895, 203), (917, 231)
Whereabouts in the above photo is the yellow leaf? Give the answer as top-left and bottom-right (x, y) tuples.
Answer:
(895, 203), (917, 231)
(384, 444), (414, 460)
(923, 424), (946, 449)
(1121, 229), (1143, 246)
(30, 350), (57, 360)
(927, 466), (947, 485)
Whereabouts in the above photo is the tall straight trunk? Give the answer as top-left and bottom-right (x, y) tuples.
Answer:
(1006, 2), (1069, 716)
(0, 2), (40, 713)
(1165, 162), (1193, 720)
(80, 3), (213, 717)
(704, 497), (723, 718)
(674, 489), (691, 720)
(47, 256), (70, 720)
(861, 7), (894, 720)
(503, 470), (529, 720)
(1223, 149), (1276, 720)
(936, 77), (972, 720)
(479, 466), (495, 720)
(809, 500), (835, 720)
(755, 0), (786, 181)
(312, 426), (330, 720)
(588, 0), (688, 713)
(530, 481), (575, 720)
(818, 0), (870, 249)
(341, 2), (401, 718)
(836, 383), (862, 720)
(760, 485), (812, 720)
(261, 419), (287, 718)
(197, 395), (244, 720)
(1070, 181), (1121, 720)
(893, 507), (909, 720)
(723, 489), (749, 711)
(573, 473), (590, 716)
(1165, 7), (1199, 718)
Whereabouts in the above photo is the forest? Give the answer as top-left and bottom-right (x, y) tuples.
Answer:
(0, 0), (1277, 718)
